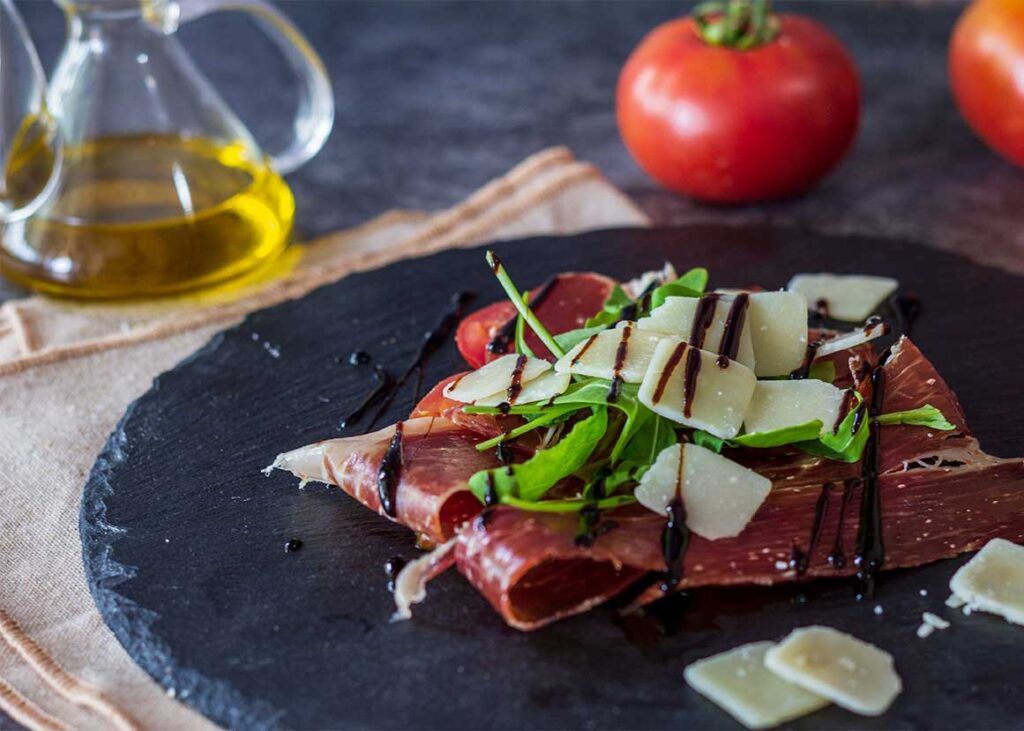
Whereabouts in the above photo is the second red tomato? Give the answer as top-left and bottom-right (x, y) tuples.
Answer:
(616, 12), (860, 203)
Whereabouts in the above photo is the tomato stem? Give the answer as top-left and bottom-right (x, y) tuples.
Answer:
(692, 0), (780, 49)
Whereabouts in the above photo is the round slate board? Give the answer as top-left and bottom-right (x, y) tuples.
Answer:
(82, 226), (1024, 730)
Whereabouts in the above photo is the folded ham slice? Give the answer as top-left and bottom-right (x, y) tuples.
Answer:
(452, 337), (1024, 629)
(271, 416), (492, 542)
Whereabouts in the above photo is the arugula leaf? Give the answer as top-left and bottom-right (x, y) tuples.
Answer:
(582, 267), (709, 328)
(734, 420), (824, 448)
(513, 292), (537, 358)
(468, 407), (608, 504)
(648, 267), (708, 311)
(877, 404), (956, 431)
(554, 324), (606, 353)
(500, 494), (636, 513)
(486, 251), (565, 358)
(616, 412), (678, 480)
(693, 420), (825, 452)
(807, 360), (836, 383)
(584, 285), (633, 328)
(797, 393), (869, 463)
(692, 430), (726, 453)
(474, 405), (579, 451)
(552, 379), (646, 463)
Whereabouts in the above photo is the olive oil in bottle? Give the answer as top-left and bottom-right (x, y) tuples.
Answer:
(0, 133), (295, 298)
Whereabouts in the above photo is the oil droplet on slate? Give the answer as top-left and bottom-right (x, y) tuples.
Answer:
(284, 539), (303, 553)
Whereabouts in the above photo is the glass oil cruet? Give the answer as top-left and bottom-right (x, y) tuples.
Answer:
(0, 0), (60, 223)
(0, 0), (334, 298)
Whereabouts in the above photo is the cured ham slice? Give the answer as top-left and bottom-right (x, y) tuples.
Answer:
(451, 337), (1024, 630)
(271, 417), (494, 542)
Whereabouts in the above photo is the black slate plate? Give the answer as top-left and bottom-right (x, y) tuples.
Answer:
(82, 226), (1024, 730)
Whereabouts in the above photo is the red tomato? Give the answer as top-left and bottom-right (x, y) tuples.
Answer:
(455, 272), (615, 369)
(949, 0), (1024, 167)
(616, 12), (860, 203)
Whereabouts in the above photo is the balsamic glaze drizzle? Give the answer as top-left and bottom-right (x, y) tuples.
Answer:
(716, 293), (749, 367)
(339, 365), (395, 429)
(352, 291), (474, 432)
(688, 294), (720, 349)
(376, 421), (404, 518)
(790, 483), (831, 576)
(660, 444), (690, 592)
(615, 280), (659, 325)
(571, 334), (599, 366)
(834, 389), (857, 433)
(853, 365), (887, 599)
(890, 293), (921, 339)
(483, 472), (500, 507)
(652, 342), (687, 404)
(827, 478), (857, 568)
(346, 350), (371, 365)
(575, 470), (610, 548)
(607, 324), (633, 403)
(808, 298), (831, 328)
(789, 340), (823, 380)
(486, 276), (559, 355)
(384, 556), (407, 592)
(681, 347), (702, 418)
(506, 354), (528, 404)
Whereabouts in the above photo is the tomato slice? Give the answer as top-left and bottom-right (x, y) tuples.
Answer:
(455, 272), (616, 368)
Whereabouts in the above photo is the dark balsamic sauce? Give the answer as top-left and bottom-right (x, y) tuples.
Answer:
(834, 389), (857, 433)
(681, 347), (702, 418)
(495, 440), (513, 465)
(345, 350), (371, 366)
(688, 294), (720, 349)
(571, 334), (599, 367)
(827, 478), (857, 568)
(615, 280), (659, 325)
(506, 354), (528, 404)
(652, 342), (687, 404)
(607, 324), (633, 403)
(483, 472), (500, 507)
(357, 291), (474, 431)
(790, 483), (831, 576)
(789, 340), (823, 380)
(890, 293), (921, 338)
(376, 421), (404, 518)
(486, 276), (559, 355)
(809, 298), (831, 328)
(339, 364), (395, 429)
(717, 293), (749, 365)
(284, 538), (303, 553)
(575, 470), (610, 547)
(660, 444), (690, 592)
(384, 556), (407, 592)
(854, 365), (887, 599)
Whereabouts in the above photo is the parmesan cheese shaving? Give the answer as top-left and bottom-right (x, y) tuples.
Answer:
(788, 273), (898, 322)
(684, 641), (829, 729)
(764, 626), (902, 716)
(443, 354), (551, 403)
(949, 538), (1024, 626)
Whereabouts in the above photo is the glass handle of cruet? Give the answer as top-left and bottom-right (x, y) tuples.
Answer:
(170, 0), (335, 175)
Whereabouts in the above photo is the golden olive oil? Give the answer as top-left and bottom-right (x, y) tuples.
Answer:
(0, 134), (295, 298)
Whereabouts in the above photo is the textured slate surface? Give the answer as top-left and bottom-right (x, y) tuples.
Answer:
(81, 226), (1024, 730)
(6, 0), (1023, 307)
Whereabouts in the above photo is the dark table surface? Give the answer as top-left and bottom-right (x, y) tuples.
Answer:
(3, 1), (1023, 727)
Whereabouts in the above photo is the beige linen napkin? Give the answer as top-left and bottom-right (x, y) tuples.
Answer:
(0, 147), (649, 730)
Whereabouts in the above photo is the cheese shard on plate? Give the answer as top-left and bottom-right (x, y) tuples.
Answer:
(764, 626), (902, 716)
(684, 641), (830, 730)
(743, 380), (850, 437)
(637, 295), (756, 371)
(443, 353), (550, 404)
(745, 292), (809, 377)
(788, 273), (899, 322)
(634, 443), (771, 540)
(554, 325), (665, 383)
(949, 538), (1024, 626)
(638, 339), (756, 439)
(473, 371), (571, 407)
